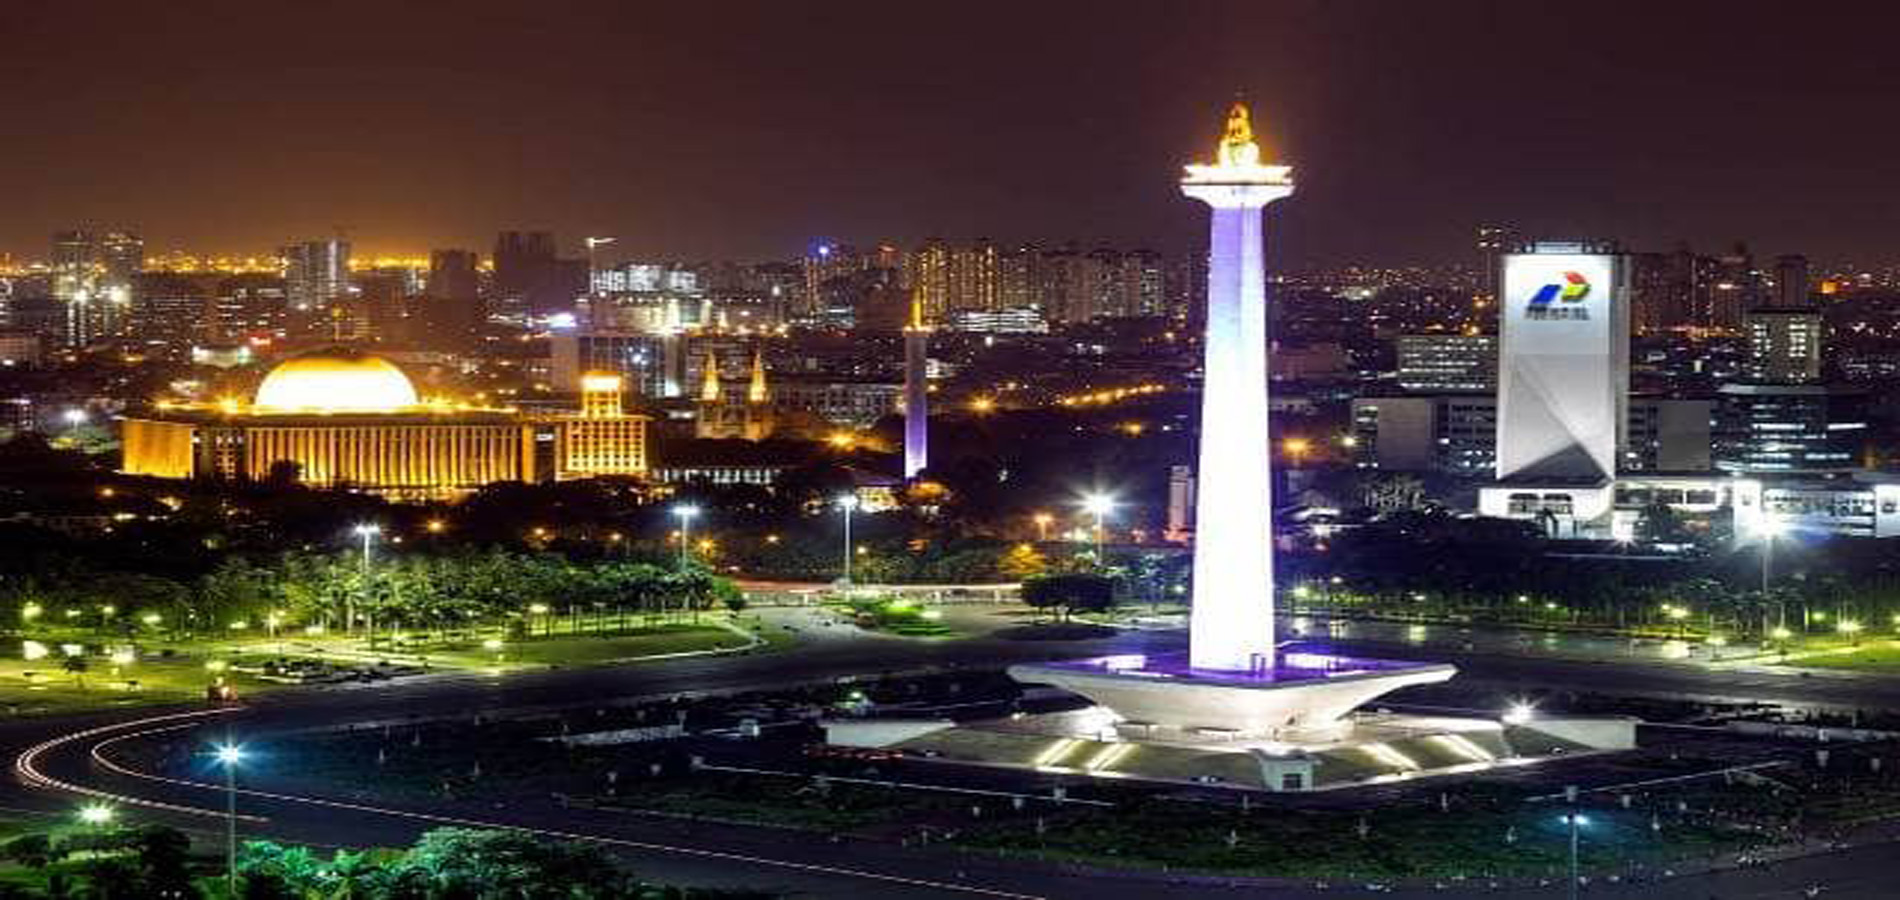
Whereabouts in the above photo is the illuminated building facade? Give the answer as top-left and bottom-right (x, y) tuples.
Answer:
(281, 240), (352, 317)
(552, 373), (649, 478)
(695, 349), (775, 440)
(1743, 307), (1823, 383)
(52, 230), (141, 347)
(1396, 333), (1496, 392)
(121, 349), (647, 500)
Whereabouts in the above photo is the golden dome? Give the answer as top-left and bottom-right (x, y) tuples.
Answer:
(253, 350), (420, 413)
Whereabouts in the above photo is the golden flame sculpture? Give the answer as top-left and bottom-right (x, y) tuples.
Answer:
(1183, 101), (1292, 186)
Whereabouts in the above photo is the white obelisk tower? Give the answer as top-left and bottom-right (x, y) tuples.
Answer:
(1181, 103), (1295, 672)
(902, 293), (931, 479)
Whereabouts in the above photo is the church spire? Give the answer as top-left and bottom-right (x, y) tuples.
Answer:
(699, 350), (721, 403)
(747, 349), (769, 404)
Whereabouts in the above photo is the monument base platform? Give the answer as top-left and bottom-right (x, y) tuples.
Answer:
(822, 706), (1638, 793)
(1007, 650), (1456, 741)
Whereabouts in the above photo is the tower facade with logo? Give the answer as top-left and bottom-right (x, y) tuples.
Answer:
(1495, 243), (1630, 483)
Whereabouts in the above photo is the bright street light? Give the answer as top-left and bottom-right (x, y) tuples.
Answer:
(1760, 516), (1786, 630)
(1502, 701), (1536, 726)
(78, 804), (114, 827)
(213, 742), (245, 898)
(352, 524), (380, 637)
(836, 495), (860, 587)
(672, 504), (700, 570)
(1561, 808), (1589, 900)
(1079, 492), (1116, 563)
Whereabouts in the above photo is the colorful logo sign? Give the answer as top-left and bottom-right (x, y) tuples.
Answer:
(1525, 271), (1591, 321)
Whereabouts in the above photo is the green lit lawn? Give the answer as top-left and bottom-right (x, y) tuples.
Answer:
(1777, 638), (1900, 671)
(425, 623), (751, 669)
(0, 614), (782, 715)
(0, 645), (258, 716)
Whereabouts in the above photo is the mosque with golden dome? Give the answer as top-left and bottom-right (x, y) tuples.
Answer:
(121, 349), (648, 500)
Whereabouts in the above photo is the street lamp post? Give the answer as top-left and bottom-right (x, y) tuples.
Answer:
(352, 524), (380, 639)
(1565, 810), (1585, 900)
(672, 505), (699, 571)
(836, 495), (860, 587)
(1080, 493), (1116, 566)
(215, 743), (244, 897)
(1760, 516), (1786, 632)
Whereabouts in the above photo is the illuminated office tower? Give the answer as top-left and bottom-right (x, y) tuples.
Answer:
(946, 240), (998, 313)
(906, 239), (951, 321)
(1179, 102), (1294, 672)
(52, 231), (99, 347)
(281, 239), (352, 316)
(903, 294), (930, 479)
(1744, 307), (1823, 383)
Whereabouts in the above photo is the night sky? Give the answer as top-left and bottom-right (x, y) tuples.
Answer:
(5, 1), (1899, 265)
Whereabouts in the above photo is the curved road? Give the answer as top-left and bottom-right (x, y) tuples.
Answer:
(4, 609), (1896, 898)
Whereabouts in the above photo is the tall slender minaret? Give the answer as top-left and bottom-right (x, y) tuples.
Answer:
(1180, 102), (1295, 672)
(747, 349), (769, 404)
(902, 291), (931, 479)
(698, 350), (722, 403)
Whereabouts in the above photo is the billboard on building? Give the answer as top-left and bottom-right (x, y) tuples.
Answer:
(1496, 249), (1629, 481)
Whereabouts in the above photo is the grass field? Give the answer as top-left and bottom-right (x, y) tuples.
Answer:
(1776, 638), (1900, 671)
(0, 613), (779, 716)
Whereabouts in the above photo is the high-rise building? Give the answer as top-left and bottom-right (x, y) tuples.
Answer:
(1475, 224), (1510, 313)
(1630, 244), (1719, 333)
(1714, 383), (1863, 475)
(492, 231), (583, 317)
(551, 331), (678, 398)
(130, 272), (213, 353)
(1115, 249), (1166, 318)
(1708, 243), (1759, 330)
(906, 239), (951, 321)
(52, 231), (99, 347)
(997, 244), (1043, 312)
(212, 274), (288, 340)
(99, 232), (143, 300)
(1772, 254), (1810, 308)
(1494, 243), (1630, 483)
(281, 239), (352, 320)
(1395, 333), (1496, 392)
(945, 240), (998, 313)
(801, 241), (876, 318)
(419, 249), (482, 347)
(51, 232), (94, 298)
(1622, 398), (1713, 472)
(1743, 308), (1824, 383)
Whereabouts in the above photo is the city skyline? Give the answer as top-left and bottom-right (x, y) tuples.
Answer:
(5, 2), (1900, 264)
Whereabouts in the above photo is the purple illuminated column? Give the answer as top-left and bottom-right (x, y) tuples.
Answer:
(1180, 112), (1294, 672)
(903, 316), (930, 480)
